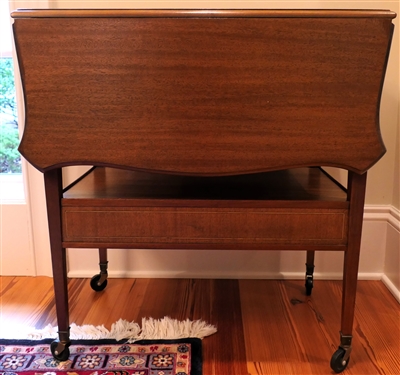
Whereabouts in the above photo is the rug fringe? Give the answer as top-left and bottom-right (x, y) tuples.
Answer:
(1, 317), (217, 341)
(131, 317), (217, 342)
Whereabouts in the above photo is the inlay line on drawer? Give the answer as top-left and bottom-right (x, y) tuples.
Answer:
(62, 207), (348, 245)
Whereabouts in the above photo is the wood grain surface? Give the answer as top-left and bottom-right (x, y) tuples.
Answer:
(1, 277), (399, 375)
(13, 10), (395, 174)
(11, 9), (397, 19)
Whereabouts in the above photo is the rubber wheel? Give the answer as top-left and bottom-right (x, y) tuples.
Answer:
(50, 340), (70, 361)
(330, 347), (350, 373)
(305, 278), (313, 296)
(90, 274), (108, 292)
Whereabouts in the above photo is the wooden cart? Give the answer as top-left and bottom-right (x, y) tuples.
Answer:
(12, 9), (396, 372)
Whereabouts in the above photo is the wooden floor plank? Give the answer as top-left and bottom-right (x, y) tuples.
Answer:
(202, 279), (248, 375)
(348, 281), (400, 375)
(0, 276), (54, 328)
(69, 278), (150, 326)
(0, 276), (399, 375)
(240, 280), (314, 374)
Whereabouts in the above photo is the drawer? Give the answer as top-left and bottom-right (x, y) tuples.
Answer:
(62, 206), (348, 247)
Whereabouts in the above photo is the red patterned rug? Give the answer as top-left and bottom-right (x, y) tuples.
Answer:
(0, 338), (201, 375)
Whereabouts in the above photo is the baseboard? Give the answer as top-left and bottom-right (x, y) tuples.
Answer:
(362, 205), (400, 303)
(382, 274), (400, 303)
(67, 270), (384, 281)
(364, 204), (400, 231)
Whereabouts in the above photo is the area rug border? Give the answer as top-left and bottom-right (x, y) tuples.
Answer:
(0, 337), (202, 375)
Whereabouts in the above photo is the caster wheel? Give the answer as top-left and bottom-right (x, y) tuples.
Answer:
(305, 278), (313, 296)
(330, 347), (350, 373)
(90, 274), (108, 292)
(50, 340), (70, 361)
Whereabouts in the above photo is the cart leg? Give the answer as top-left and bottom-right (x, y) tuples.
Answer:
(330, 171), (367, 373)
(44, 169), (71, 361)
(305, 251), (315, 296)
(90, 248), (109, 292)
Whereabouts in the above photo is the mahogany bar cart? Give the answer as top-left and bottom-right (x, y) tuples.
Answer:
(12, 9), (396, 372)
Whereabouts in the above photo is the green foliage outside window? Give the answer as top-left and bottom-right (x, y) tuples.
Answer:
(0, 123), (20, 173)
(0, 57), (21, 173)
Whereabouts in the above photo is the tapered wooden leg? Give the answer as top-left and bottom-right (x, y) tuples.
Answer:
(341, 172), (367, 333)
(305, 251), (315, 296)
(330, 171), (367, 373)
(99, 247), (108, 265)
(44, 168), (71, 360)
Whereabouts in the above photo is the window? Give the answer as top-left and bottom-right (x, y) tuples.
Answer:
(0, 0), (24, 202)
(0, 57), (20, 174)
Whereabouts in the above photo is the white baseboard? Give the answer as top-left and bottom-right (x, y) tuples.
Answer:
(382, 274), (400, 303)
(364, 204), (400, 230)
(68, 270), (384, 281)
(364, 205), (400, 303)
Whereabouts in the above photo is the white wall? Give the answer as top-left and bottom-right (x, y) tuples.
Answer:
(383, 92), (400, 300)
(48, 2), (399, 207)
(383, 215), (400, 300)
(4, 1), (400, 300)
(0, 0), (52, 277)
(62, 1), (399, 296)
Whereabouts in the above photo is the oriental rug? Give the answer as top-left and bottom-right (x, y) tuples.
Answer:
(0, 338), (202, 375)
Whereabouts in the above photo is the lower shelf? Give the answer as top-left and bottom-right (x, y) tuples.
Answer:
(62, 167), (348, 249)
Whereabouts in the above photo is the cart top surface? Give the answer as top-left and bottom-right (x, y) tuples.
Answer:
(12, 9), (396, 175)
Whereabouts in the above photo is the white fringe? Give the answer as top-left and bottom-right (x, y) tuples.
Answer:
(131, 317), (217, 342)
(0, 317), (217, 342)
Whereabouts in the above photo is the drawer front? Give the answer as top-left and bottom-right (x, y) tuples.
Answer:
(63, 207), (348, 246)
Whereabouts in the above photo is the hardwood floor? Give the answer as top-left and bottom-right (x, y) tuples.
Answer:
(1, 276), (399, 374)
